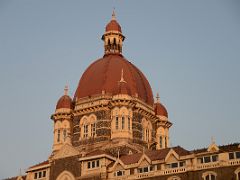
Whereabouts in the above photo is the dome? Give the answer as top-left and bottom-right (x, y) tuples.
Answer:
(105, 19), (122, 32)
(74, 54), (154, 106)
(154, 102), (168, 118)
(105, 11), (122, 32)
(56, 86), (73, 110)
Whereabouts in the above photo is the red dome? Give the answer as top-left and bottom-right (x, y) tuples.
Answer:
(56, 95), (73, 110)
(106, 19), (122, 32)
(74, 54), (154, 106)
(154, 102), (168, 117)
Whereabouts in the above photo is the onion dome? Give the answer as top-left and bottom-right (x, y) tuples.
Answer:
(105, 11), (122, 32)
(56, 86), (73, 110)
(154, 93), (168, 117)
(74, 54), (154, 106)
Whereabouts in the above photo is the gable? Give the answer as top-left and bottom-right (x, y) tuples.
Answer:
(165, 149), (179, 163)
(53, 144), (79, 160)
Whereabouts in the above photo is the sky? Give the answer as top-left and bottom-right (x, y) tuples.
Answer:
(0, 0), (240, 178)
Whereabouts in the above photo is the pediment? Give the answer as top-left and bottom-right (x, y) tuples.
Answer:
(138, 154), (151, 166)
(53, 144), (79, 160)
(207, 143), (219, 152)
(165, 149), (179, 163)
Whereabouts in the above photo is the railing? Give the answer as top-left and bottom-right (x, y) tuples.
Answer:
(163, 167), (186, 175)
(228, 159), (240, 166)
(196, 162), (220, 170)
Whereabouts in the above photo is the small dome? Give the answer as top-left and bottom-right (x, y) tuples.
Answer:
(56, 86), (73, 110)
(106, 20), (122, 32)
(155, 102), (168, 118)
(105, 11), (122, 32)
(56, 95), (73, 110)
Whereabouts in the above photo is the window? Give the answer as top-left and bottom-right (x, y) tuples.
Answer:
(237, 152), (240, 159)
(198, 155), (218, 164)
(43, 171), (46, 177)
(116, 116), (119, 130)
(57, 129), (60, 142)
(34, 173), (37, 179)
(91, 123), (96, 137)
(84, 124), (88, 138)
(130, 168), (134, 175)
(167, 176), (181, 180)
(63, 129), (67, 141)
(122, 116), (125, 129)
(138, 166), (153, 173)
(38, 172), (42, 178)
(92, 161), (95, 168)
(87, 160), (100, 169)
(204, 156), (211, 163)
(165, 137), (167, 147)
(128, 116), (130, 130)
(205, 174), (216, 180)
(115, 170), (125, 177)
(229, 152), (234, 159)
(202, 171), (217, 180)
(160, 136), (163, 148)
(166, 161), (186, 169)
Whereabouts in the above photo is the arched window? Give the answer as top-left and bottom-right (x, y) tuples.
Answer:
(167, 176), (181, 180)
(160, 136), (163, 148)
(202, 171), (217, 180)
(128, 116), (130, 130)
(122, 115), (125, 129)
(63, 129), (67, 141)
(57, 129), (61, 142)
(165, 136), (168, 147)
(91, 123), (96, 137)
(142, 118), (152, 142)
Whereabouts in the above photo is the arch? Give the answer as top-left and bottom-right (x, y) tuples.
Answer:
(157, 126), (165, 135)
(112, 107), (120, 116)
(119, 106), (128, 114)
(80, 116), (88, 126)
(202, 171), (217, 180)
(167, 176), (181, 180)
(56, 170), (75, 180)
(142, 118), (152, 142)
(235, 167), (240, 180)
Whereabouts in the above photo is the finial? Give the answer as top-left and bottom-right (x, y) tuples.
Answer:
(156, 93), (160, 103)
(211, 136), (215, 144)
(64, 85), (68, 95)
(112, 8), (116, 20)
(119, 69), (126, 83)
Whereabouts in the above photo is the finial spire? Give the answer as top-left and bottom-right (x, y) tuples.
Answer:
(211, 136), (215, 144)
(119, 69), (126, 83)
(64, 85), (68, 95)
(112, 8), (116, 20)
(156, 93), (160, 103)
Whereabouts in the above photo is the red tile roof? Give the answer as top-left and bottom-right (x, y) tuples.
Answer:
(29, 160), (49, 169)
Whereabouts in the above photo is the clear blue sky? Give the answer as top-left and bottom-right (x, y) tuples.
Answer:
(0, 0), (239, 178)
